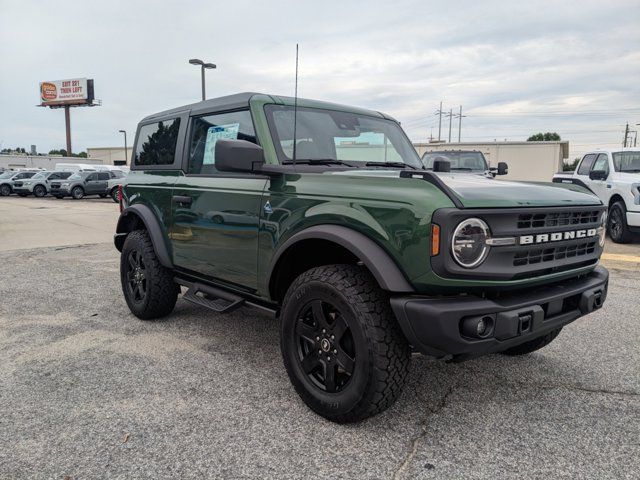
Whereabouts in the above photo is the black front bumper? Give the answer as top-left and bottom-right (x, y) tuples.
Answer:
(390, 266), (609, 360)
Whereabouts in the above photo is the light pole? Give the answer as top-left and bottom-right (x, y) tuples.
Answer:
(189, 58), (217, 100)
(119, 130), (127, 165)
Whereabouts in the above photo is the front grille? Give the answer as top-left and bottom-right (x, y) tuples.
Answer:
(51, 183), (60, 189)
(13, 182), (22, 187)
(517, 210), (600, 229)
(513, 241), (597, 266)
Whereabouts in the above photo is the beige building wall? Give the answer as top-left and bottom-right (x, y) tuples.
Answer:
(87, 147), (133, 166)
(414, 141), (569, 183)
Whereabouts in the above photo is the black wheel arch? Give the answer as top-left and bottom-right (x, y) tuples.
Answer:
(267, 225), (414, 302)
(114, 204), (174, 269)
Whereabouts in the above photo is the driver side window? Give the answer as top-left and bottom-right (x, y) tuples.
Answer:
(591, 154), (609, 175)
(188, 110), (257, 175)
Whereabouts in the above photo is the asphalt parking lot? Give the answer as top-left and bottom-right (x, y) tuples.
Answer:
(0, 196), (639, 479)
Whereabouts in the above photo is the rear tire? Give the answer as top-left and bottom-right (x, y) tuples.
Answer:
(500, 328), (562, 356)
(120, 229), (179, 320)
(71, 186), (84, 200)
(608, 201), (634, 244)
(280, 264), (411, 423)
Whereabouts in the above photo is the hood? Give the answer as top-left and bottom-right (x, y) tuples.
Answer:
(327, 168), (601, 208)
(435, 173), (602, 208)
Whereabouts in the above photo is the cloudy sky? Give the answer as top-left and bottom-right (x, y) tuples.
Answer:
(1, 0), (638, 160)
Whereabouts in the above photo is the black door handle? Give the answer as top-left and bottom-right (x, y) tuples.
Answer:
(172, 195), (192, 206)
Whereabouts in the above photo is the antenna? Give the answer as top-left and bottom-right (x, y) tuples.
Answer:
(292, 43), (299, 167)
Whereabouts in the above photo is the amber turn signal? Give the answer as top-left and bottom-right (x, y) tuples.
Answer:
(431, 224), (440, 256)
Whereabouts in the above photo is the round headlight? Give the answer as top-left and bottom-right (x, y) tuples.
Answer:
(598, 211), (607, 247)
(452, 218), (490, 268)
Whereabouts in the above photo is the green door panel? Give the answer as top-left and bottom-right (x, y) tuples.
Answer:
(124, 170), (180, 256)
(170, 175), (268, 291)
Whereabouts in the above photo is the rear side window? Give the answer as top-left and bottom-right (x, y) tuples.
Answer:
(134, 118), (181, 166)
(187, 110), (256, 174)
(98, 172), (110, 181)
(577, 154), (596, 175)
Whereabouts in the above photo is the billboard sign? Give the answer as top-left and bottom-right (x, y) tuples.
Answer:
(39, 78), (94, 106)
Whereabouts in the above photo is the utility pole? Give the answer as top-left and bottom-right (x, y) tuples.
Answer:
(435, 101), (444, 142)
(454, 105), (466, 142)
(623, 123), (629, 147)
(448, 108), (453, 143)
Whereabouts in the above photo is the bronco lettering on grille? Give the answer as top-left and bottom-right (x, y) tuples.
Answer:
(519, 229), (598, 245)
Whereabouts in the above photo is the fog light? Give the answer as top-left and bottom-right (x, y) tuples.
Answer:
(461, 315), (495, 339)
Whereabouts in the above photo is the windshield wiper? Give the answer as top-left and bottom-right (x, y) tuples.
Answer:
(364, 162), (417, 170)
(283, 158), (355, 167)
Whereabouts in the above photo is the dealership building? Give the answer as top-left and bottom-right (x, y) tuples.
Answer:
(413, 140), (569, 182)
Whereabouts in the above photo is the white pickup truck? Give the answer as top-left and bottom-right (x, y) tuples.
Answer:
(553, 149), (640, 243)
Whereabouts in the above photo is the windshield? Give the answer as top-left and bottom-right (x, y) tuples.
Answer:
(422, 151), (488, 171)
(0, 171), (13, 179)
(613, 151), (640, 172)
(265, 105), (423, 169)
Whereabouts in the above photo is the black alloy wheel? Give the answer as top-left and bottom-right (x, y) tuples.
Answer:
(295, 299), (356, 393)
(126, 249), (147, 304)
(608, 201), (633, 243)
(34, 185), (47, 197)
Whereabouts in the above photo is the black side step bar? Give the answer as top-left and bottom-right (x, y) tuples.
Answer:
(399, 170), (464, 208)
(181, 281), (245, 314)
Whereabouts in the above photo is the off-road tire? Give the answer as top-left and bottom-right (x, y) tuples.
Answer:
(280, 264), (411, 423)
(120, 229), (179, 320)
(608, 201), (634, 244)
(71, 186), (84, 200)
(0, 184), (11, 196)
(500, 327), (562, 356)
(33, 185), (47, 197)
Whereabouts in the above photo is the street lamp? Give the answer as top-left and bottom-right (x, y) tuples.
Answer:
(118, 130), (128, 165)
(189, 58), (217, 101)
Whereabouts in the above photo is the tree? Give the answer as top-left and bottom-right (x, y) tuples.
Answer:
(48, 149), (68, 156)
(527, 132), (561, 141)
(563, 158), (580, 171)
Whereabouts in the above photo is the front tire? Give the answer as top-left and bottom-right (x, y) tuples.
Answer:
(500, 328), (562, 356)
(120, 230), (179, 320)
(280, 264), (411, 423)
(608, 201), (634, 244)
(33, 185), (47, 197)
(0, 184), (11, 196)
(71, 186), (84, 200)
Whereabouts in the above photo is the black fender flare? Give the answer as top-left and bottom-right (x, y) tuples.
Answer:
(114, 204), (173, 268)
(268, 225), (414, 294)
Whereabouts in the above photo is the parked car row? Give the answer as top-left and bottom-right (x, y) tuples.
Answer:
(0, 168), (127, 202)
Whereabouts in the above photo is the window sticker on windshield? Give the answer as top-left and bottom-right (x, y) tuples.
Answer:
(203, 123), (240, 165)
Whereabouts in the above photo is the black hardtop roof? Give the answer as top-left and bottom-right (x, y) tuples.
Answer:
(139, 92), (391, 123)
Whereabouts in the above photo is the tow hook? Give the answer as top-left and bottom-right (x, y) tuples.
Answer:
(579, 287), (606, 314)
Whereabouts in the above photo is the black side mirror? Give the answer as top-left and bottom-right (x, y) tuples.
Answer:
(432, 159), (451, 172)
(589, 170), (607, 181)
(215, 139), (265, 173)
(497, 162), (508, 175)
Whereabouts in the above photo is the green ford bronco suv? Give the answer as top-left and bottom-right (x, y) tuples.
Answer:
(115, 92), (609, 422)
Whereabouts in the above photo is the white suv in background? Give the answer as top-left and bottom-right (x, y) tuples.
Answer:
(554, 149), (640, 243)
